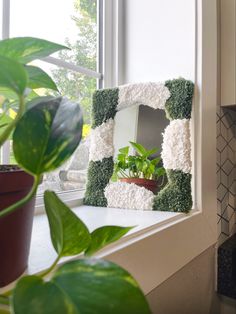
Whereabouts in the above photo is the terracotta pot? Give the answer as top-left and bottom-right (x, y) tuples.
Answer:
(0, 166), (35, 287)
(120, 177), (158, 193)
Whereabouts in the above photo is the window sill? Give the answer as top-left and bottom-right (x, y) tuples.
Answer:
(29, 205), (185, 274)
(0, 204), (216, 295)
(28, 205), (216, 294)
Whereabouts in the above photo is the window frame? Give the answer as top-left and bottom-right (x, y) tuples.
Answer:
(1, 0), (103, 209)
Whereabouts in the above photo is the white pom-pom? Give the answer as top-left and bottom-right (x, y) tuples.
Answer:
(104, 181), (155, 210)
(162, 119), (191, 173)
(89, 118), (114, 162)
(118, 82), (170, 111)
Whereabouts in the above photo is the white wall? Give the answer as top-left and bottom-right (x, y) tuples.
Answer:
(117, 0), (196, 152)
(120, 1), (219, 313)
(124, 0), (195, 83)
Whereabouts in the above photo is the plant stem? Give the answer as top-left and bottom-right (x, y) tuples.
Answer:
(119, 169), (129, 178)
(0, 295), (9, 306)
(0, 175), (40, 218)
(0, 95), (25, 147)
(38, 255), (61, 278)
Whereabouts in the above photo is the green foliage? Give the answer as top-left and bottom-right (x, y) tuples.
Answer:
(0, 37), (68, 64)
(52, 259), (150, 314)
(0, 35), (148, 314)
(76, 0), (97, 21)
(85, 226), (133, 256)
(113, 141), (165, 181)
(12, 259), (150, 314)
(0, 55), (28, 96)
(51, 1), (97, 124)
(44, 191), (91, 257)
(12, 276), (78, 314)
(13, 97), (83, 175)
(164, 78), (194, 120)
(8, 192), (141, 313)
(153, 170), (192, 213)
(92, 88), (118, 128)
(0, 37), (66, 148)
(84, 157), (114, 206)
(25, 66), (58, 91)
(44, 191), (132, 258)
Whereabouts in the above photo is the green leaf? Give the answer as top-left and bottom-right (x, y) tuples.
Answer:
(0, 55), (27, 95)
(145, 148), (158, 157)
(0, 37), (68, 64)
(0, 87), (18, 100)
(53, 259), (151, 314)
(117, 153), (126, 163)
(12, 276), (78, 314)
(151, 157), (161, 166)
(0, 114), (13, 125)
(0, 114), (13, 135)
(25, 89), (40, 101)
(155, 167), (166, 177)
(25, 96), (55, 111)
(25, 66), (58, 91)
(85, 226), (133, 256)
(119, 146), (129, 155)
(129, 141), (147, 156)
(135, 159), (143, 172)
(13, 96), (83, 175)
(44, 191), (91, 256)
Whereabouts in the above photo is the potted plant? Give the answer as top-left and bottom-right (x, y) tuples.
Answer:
(0, 37), (151, 313)
(0, 37), (71, 286)
(113, 141), (166, 193)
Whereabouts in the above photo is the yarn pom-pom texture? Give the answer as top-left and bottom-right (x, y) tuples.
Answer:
(84, 78), (194, 213)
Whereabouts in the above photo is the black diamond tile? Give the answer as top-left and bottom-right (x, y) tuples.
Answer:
(218, 184), (228, 202)
(222, 159), (234, 176)
(218, 135), (227, 152)
(229, 137), (236, 152)
(221, 112), (234, 129)
(220, 169), (228, 187)
(228, 127), (235, 142)
(229, 181), (236, 196)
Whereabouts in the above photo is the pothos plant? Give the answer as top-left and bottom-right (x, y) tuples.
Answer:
(113, 141), (166, 182)
(0, 37), (151, 314)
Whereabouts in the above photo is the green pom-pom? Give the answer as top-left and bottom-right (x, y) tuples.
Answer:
(153, 170), (192, 213)
(84, 190), (108, 207)
(84, 157), (114, 206)
(92, 88), (118, 128)
(165, 78), (194, 120)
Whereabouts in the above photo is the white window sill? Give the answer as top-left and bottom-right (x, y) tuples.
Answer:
(29, 206), (185, 275)
(0, 204), (215, 295)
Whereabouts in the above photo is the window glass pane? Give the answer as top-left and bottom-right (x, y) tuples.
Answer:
(10, 0), (98, 71)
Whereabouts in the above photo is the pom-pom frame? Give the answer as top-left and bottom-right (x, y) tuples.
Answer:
(84, 78), (194, 213)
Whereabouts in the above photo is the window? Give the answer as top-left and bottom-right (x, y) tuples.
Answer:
(0, 0), (103, 198)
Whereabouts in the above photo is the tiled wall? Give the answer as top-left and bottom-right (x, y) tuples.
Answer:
(217, 107), (236, 244)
